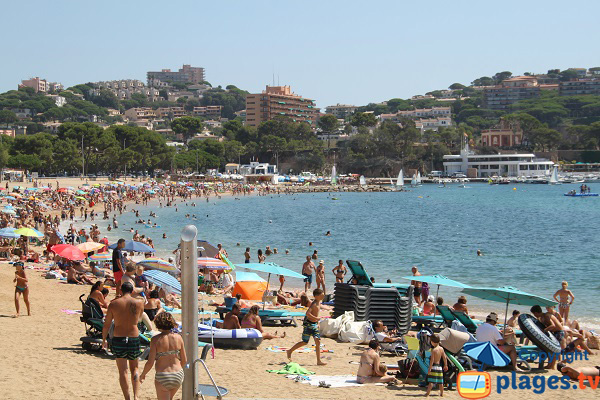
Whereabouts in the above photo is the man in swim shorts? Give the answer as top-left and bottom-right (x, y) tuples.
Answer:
(112, 238), (126, 297)
(103, 282), (145, 400)
(302, 256), (315, 293)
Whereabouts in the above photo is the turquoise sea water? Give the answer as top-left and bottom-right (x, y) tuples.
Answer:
(85, 183), (600, 328)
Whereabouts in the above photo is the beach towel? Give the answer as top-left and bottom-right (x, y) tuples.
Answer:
(265, 345), (334, 354)
(267, 362), (314, 375)
(285, 375), (385, 387)
(61, 309), (82, 315)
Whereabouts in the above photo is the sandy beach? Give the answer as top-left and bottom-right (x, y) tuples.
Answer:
(1, 261), (598, 400)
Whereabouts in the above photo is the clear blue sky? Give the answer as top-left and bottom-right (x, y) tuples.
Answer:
(4, 0), (600, 109)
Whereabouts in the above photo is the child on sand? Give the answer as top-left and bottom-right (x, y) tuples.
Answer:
(426, 334), (447, 397)
(287, 288), (326, 365)
(13, 262), (30, 317)
(553, 281), (574, 323)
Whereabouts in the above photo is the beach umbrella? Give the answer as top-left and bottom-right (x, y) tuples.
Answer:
(108, 240), (155, 253)
(402, 274), (470, 315)
(14, 227), (44, 237)
(198, 257), (229, 270)
(3, 196), (16, 200)
(235, 262), (305, 309)
(76, 241), (105, 253)
(51, 244), (85, 261)
(0, 227), (20, 238)
(461, 286), (557, 333)
(2, 208), (16, 215)
(89, 252), (112, 261)
(463, 341), (510, 370)
(75, 196), (86, 201)
(137, 258), (178, 273)
(143, 269), (181, 294)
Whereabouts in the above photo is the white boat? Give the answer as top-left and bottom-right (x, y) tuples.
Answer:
(331, 165), (337, 185)
(549, 166), (561, 185)
(416, 171), (422, 186)
(396, 169), (404, 188)
(410, 174), (417, 187)
(359, 175), (366, 186)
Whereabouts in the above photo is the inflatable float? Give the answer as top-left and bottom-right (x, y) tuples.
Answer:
(518, 314), (561, 354)
(197, 324), (263, 350)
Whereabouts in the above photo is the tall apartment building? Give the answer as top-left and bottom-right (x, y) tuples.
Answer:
(147, 64), (205, 87)
(559, 79), (600, 96)
(483, 76), (547, 110)
(245, 85), (319, 127)
(325, 104), (357, 119)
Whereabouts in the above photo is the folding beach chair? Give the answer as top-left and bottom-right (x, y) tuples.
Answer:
(450, 311), (479, 333)
(435, 305), (456, 327)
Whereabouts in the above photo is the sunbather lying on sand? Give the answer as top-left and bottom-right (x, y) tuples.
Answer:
(557, 363), (599, 380)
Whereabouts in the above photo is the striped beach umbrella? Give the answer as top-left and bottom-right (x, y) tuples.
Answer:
(143, 269), (181, 294)
(89, 252), (112, 262)
(77, 241), (105, 253)
(198, 257), (229, 270)
(137, 258), (178, 273)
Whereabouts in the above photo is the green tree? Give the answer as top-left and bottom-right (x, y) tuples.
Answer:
(0, 110), (17, 127)
(350, 112), (377, 127)
(223, 140), (244, 164)
(317, 114), (339, 133)
(529, 127), (562, 151)
(449, 83), (466, 90)
(171, 116), (203, 141)
(493, 71), (512, 84)
(90, 89), (119, 109)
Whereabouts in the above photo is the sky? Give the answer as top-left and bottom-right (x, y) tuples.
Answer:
(3, 0), (600, 109)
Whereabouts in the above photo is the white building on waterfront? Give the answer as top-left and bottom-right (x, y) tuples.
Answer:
(443, 143), (554, 177)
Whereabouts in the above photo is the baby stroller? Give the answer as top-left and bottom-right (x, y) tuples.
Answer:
(79, 294), (105, 351)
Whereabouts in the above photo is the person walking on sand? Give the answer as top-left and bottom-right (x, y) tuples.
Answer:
(103, 282), (145, 400)
(315, 260), (326, 294)
(112, 238), (126, 297)
(140, 312), (187, 400)
(302, 256), (315, 293)
(13, 262), (30, 317)
(287, 288), (327, 366)
(553, 281), (575, 323)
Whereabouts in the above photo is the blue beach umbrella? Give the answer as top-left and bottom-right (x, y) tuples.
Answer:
(108, 240), (155, 253)
(463, 341), (510, 370)
(461, 286), (557, 330)
(143, 269), (181, 294)
(0, 227), (20, 238)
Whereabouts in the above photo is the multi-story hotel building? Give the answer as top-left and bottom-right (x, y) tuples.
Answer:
(147, 64), (205, 87)
(245, 85), (319, 127)
(559, 79), (600, 96)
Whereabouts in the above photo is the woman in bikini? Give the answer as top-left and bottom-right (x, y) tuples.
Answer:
(140, 312), (187, 399)
(356, 340), (396, 384)
(332, 260), (347, 283)
(13, 262), (30, 317)
(240, 305), (286, 340)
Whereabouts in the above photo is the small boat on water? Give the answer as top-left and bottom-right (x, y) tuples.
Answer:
(359, 175), (366, 186)
(564, 192), (598, 197)
(548, 166), (561, 185)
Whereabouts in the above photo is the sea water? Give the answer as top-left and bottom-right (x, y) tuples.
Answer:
(79, 183), (600, 328)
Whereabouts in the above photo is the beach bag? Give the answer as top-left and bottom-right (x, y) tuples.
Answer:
(319, 311), (353, 337)
(339, 320), (373, 343)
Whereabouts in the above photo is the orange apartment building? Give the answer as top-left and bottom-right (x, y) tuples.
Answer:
(245, 85), (319, 127)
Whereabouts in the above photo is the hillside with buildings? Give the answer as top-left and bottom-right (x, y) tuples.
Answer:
(0, 65), (599, 177)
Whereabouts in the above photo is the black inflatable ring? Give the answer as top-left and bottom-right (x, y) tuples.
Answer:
(518, 314), (561, 354)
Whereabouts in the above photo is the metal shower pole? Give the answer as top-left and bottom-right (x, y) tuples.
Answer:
(181, 225), (198, 400)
